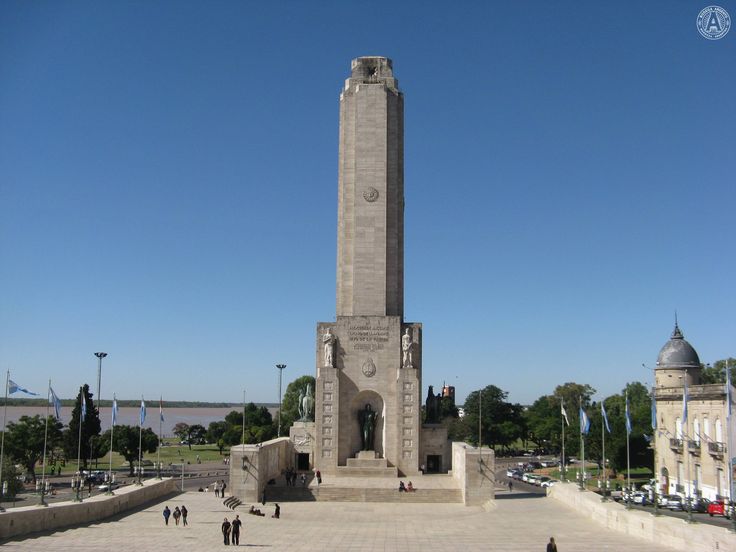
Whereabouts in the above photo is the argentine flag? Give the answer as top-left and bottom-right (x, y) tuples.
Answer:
(112, 395), (119, 426)
(139, 398), (146, 426)
(601, 401), (611, 433)
(625, 392), (632, 435)
(8, 379), (39, 396)
(81, 392), (87, 421)
(579, 407), (591, 435)
(49, 387), (62, 420)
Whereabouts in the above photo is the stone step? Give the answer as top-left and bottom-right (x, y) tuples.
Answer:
(335, 466), (399, 477)
(261, 486), (462, 503)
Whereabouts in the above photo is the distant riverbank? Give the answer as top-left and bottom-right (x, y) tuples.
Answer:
(1, 405), (279, 436)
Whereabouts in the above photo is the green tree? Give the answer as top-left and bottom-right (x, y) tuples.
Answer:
(206, 421), (228, 447)
(0, 458), (22, 498)
(62, 384), (103, 469)
(103, 425), (159, 476)
(700, 358), (736, 384)
(280, 375), (316, 430)
(173, 422), (191, 445)
(4, 415), (63, 483)
(461, 385), (525, 450)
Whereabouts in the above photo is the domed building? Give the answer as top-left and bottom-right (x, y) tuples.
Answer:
(653, 323), (733, 502)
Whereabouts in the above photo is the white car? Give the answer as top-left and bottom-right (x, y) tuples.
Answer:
(97, 482), (121, 492)
(541, 479), (558, 488)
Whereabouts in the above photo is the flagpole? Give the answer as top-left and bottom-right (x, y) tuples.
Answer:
(75, 386), (84, 502)
(137, 395), (144, 486)
(561, 398), (566, 482)
(626, 391), (631, 509)
(108, 394), (115, 495)
(683, 379), (694, 523)
(242, 389), (246, 445)
(601, 401), (607, 501)
(38, 379), (51, 506)
(579, 396), (584, 491)
(724, 359), (735, 533)
(157, 396), (162, 480)
(0, 370), (10, 510)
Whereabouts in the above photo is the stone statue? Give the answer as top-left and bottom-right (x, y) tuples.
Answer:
(425, 385), (440, 424)
(322, 328), (336, 367)
(402, 327), (413, 368)
(298, 388), (305, 420)
(358, 403), (377, 451)
(300, 384), (314, 421)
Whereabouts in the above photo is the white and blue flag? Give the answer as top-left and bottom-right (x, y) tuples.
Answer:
(651, 387), (657, 430)
(49, 387), (62, 420)
(561, 398), (569, 426)
(81, 392), (87, 421)
(8, 379), (39, 396)
(579, 406), (591, 435)
(601, 401), (611, 433)
(112, 395), (119, 426)
(625, 392), (632, 435)
(682, 381), (689, 424)
(139, 397), (146, 426)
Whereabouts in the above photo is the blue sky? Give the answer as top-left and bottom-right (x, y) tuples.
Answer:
(1, 1), (734, 406)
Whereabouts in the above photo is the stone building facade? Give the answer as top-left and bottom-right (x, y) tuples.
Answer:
(653, 324), (733, 501)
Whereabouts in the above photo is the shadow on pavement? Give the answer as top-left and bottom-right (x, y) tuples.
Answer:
(495, 492), (545, 500)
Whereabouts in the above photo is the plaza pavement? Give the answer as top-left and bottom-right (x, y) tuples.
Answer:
(1, 488), (684, 551)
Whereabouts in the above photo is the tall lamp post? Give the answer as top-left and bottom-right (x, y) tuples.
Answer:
(276, 364), (286, 437)
(94, 353), (107, 469)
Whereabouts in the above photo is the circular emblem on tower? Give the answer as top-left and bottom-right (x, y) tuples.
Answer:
(362, 357), (376, 377)
(697, 6), (731, 40)
(363, 187), (379, 202)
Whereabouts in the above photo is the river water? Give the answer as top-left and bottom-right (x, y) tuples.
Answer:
(1, 406), (278, 437)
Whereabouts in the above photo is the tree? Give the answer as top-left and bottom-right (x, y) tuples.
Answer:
(4, 415), (63, 482)
(173, 422), (191, 445)
(206, 421), (228, 448)
(280, 375), (316, 430)
(700, 358), (736, 384)
(221, 404), (275, 446)
(103, 425), (159, 476)
(0, 457), (22, 498)
(189, 424), (206, 445)
(461, 385), (525, 450)
(62, 384), (103, 469)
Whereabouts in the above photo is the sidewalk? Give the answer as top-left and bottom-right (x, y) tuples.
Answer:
(2, 489), (681, 551)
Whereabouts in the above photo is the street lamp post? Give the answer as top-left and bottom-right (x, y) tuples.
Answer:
(94, 352), (107, 469)
(276, 364), (286, 437)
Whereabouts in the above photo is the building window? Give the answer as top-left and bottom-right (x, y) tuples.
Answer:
(717, 468), (725, 496)
(695, 464), (702, 492)
(677, 461), (685, 493)
(716, 418), (723, 443)
(693, 418), (700, 444)
(704, 417), (710, 439)
(675, 417), (683, 439)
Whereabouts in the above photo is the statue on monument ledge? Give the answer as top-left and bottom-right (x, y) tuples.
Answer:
(322, 328), (336, 367)
(402, 327), (413, 368)
(358, 404), (378, 451)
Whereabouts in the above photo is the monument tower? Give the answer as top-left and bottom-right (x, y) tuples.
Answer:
(315, 57), (423, 476)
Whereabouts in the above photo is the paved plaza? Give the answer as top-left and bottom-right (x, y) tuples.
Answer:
(2, 490), (681, 551)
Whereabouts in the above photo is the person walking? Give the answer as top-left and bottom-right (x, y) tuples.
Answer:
(222, 517), (231, 545)
(181, 505), (188, 526)
(163, 505), (171, 526)
(547, 536), (558, 552)
(214, 481), (220, 498)
(316, 470), (322, 485)
(231, 514), (242, 545)
(508, 481), (513, 492)
(273, 503), (280, 519)
(173, 506), (181, 526)
(221, 479), (227, 497)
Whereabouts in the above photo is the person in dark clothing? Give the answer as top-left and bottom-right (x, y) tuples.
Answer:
(547, 536), (558, 552)
(163, 506), (171, 525)
(316, 470), (322, 485)
(181, 505), (188, 526)
(222, 518), (231, 545)
(221, 480), (227, 497)
(272, 503), (280, 519)
(173, 506), (181, 526)
(231, 514), (242, 545)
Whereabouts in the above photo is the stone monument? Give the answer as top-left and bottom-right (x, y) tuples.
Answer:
(315, 57), (424, 476)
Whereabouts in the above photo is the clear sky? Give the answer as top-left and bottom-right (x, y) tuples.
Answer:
(1, 1), (734, 407)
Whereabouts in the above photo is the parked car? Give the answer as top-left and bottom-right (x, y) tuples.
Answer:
(537, 476), (551, 487)
(97, 482), (121, 492)
(665, 495), (684, 511)
(541, 479), (558, 488)
(631, 492), (649, 505)
(707, 499), (733, 517)
(691, 498), (711, 513)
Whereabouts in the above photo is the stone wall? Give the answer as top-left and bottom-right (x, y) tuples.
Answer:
(549, 481), (736, 552)
(0, 478), (177, 541)
(451, 442), (495, 507)
(229, 438), (292, 503)
(420, 425), (450, 473)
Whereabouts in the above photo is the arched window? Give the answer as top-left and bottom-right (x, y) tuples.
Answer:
(716, 418), (723, 443)
(693, 418), (700, 444)
(704, 417), (710, 439)
(675, 417), (682, 439)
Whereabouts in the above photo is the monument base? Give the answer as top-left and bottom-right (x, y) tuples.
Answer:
(341, 451), (399, 477)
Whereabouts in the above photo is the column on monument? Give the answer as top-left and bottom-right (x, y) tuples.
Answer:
(315, 323), (340, 473)
(396, 323), (421, 475)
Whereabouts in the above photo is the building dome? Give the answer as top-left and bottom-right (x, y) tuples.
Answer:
(656, 324), (701, 369)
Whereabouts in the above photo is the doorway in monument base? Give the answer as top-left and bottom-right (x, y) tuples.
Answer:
(296, 453), (310, 472)
(349, 390), (385, 459)
(426, 455), (442, 473)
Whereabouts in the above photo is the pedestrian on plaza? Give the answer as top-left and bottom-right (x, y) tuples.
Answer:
(163, 505), (171, 525)
(272, 503), (280, 519)
(222, 517), (231, 545)
(300, 473), (306, 487)
(231, 514), (242, 545)
(316, 470), (322, 485)
(173, 506), (181, 526)
(181, 505), (188, 526)
(508, 481), (513, 492)
(214, 481), (220, 497)
(261, 489), (267, 505)
(547, 536), (558, 552)
(221, 480), (227, 497)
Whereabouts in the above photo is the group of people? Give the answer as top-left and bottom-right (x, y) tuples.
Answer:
(162, 505), (189, 526)
(213, 480), (227, 497)
(398, 481), (415, 492)
(283, 467), (305, 487)
(221, 514), (242, 545)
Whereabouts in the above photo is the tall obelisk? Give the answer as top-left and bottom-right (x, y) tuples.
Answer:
(316, 57), (422, 477)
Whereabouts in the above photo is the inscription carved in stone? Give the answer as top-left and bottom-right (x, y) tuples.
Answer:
(348, 323), (389, 352)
